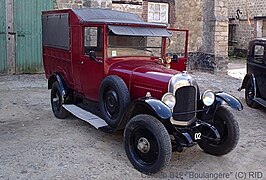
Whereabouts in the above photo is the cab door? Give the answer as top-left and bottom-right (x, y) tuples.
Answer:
(262, 46), (266, 99)
(80, 26), (104, 101)
(166, 28), (189, 71)
(248, 43), (266, 99)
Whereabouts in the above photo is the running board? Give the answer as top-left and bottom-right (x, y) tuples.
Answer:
(254, 97), (266, 107)
(63, 104), (109, 129)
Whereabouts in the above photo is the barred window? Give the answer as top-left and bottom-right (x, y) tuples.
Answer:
(148, 2), (169, 24)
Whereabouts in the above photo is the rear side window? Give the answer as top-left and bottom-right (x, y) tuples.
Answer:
(253, 45), (265, 64)
(42, 13), (70, 50)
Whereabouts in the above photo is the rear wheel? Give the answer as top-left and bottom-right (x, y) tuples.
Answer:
(198, 106), (239, 156)
(124, 115), (171, 173)
(245, 80), (259, 108)
(51, 81), (68, 119)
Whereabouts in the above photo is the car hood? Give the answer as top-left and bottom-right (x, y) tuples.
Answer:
(108, 59), (179, 99)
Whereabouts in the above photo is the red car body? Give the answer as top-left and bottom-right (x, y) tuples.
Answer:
(42, 8), (187, 102)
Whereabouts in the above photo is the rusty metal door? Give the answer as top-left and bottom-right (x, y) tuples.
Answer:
(14, 0), (53, 73)
(0, 0), (7, 74)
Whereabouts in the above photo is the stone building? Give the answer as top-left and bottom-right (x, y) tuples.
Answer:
(53, 0), (229, 72)
(228, 0), (266, 55)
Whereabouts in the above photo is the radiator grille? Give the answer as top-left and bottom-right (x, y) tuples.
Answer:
(173, 86), (196, 121)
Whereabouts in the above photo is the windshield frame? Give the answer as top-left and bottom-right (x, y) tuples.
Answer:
(107, 33), (163, 58)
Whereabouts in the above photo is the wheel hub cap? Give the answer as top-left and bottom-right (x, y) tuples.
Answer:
(53, 97), (59, 102)
(106, 91), (118, 111)
(137, 137), (150, 153)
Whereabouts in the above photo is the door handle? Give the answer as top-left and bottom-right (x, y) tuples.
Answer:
(80, 61), (84, 65)
(8, 32), (16, 35)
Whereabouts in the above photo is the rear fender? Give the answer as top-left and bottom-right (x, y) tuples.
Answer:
(48, 73), (68, 101)
(239, 74), (256, 91)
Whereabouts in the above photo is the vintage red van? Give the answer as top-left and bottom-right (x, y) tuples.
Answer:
(42, 8), (242, 173)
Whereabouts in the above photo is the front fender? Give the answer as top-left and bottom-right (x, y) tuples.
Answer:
(119, 97), (172, 129)
(215, 92), (243, 111)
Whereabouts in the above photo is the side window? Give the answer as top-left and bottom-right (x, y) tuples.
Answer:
(84, 27), (103, 57)
(253, 45), (265, 64)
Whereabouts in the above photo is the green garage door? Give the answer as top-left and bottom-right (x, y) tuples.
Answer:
(14, 0), (53, 73)
(0, 0), (7, 74)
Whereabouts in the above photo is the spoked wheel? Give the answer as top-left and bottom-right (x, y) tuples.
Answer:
(99, 75), (130, 128)
(124, 115), (171, 173)
(198, 106), (239, 156)
(51, 81), (68, 119)
(245, 80), (259, 108)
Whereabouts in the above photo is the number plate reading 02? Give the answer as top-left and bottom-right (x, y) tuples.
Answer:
(194, 132), (201, 140)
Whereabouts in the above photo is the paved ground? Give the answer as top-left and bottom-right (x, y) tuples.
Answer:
(0, 60), (265, 180)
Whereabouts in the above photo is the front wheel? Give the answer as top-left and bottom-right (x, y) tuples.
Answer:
(198, 106), (239, 156)
(124, 115), (172, 173)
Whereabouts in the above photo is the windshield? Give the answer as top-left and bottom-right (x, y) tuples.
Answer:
(107, 32), (162, 58)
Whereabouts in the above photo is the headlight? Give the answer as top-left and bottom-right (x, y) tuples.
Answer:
(162, 93), (176, 109)
(165, 56), (172, 64)
(202, 90), (215, 106)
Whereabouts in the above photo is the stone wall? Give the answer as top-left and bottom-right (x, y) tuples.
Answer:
(112, 1), (142, 17)
(84, 0), (112, 8)
(213, 1), (229, 71)
(174, 0), (203, 52)
(228, 0), (266, 19)
(232, 19), (256, 50)
(53, 0), (229, 72)
(175, 0), (229, 72)
(54, 0), (112, 9)
(54, 0), (83, 9)
(228, 0), (266, 54)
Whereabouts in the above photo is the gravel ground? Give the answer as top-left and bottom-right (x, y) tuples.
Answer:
(0, 61), (265, 180)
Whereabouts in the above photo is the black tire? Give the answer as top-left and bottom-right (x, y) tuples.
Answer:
(245, 80), (259, 108)
(51, 81), (68, 119)
(99, 75), (130, 128)
(198, 106), (239, 156)
(124, 115), (172, 173)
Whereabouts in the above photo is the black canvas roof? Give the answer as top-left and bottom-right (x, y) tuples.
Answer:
(108, 25), (171, 37)
(72, 8), (167, 27)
